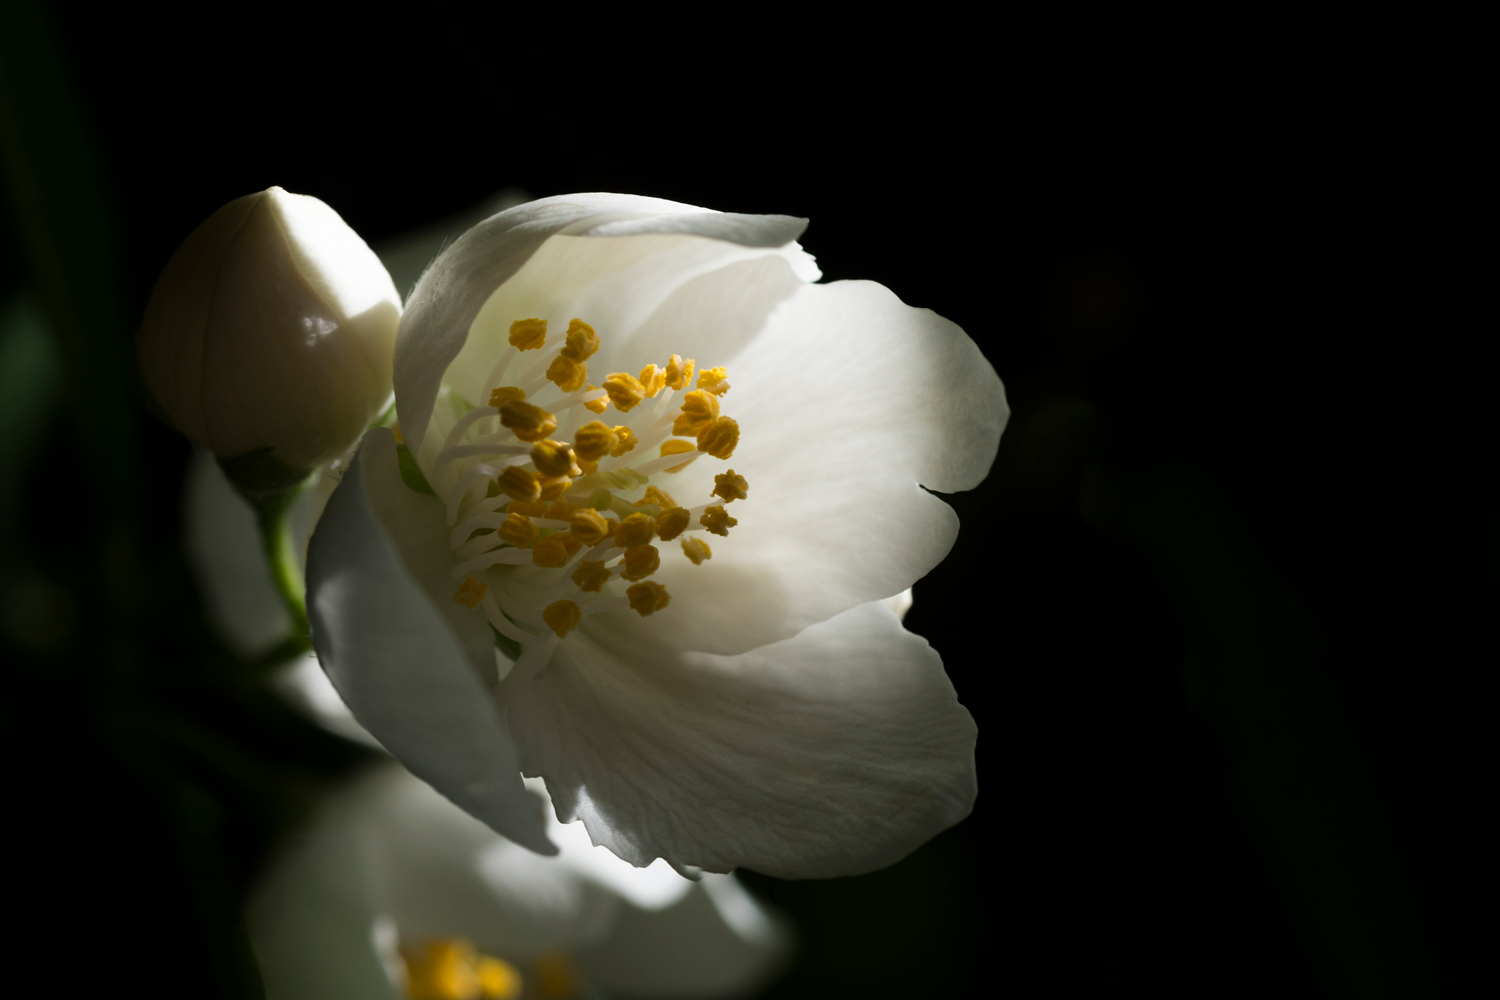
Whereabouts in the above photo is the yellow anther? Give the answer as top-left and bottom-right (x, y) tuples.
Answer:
(615, 512), (657, 549)
(543, 599), (583, 638)
(532, 533), (574, 568)
(497, 513), (538, 548)
(672, 389), (720, 437)
(626, 580), (671, 617)
(602, 372), (645, 412)
(509, 318), (547, 350)
(497, 466), (541, 502)
(572, 421), (617, 462)
(712, 469), (748, 503)
(620, 544), (660, 581)
(488, 386), (526, 407)
(531, 440), (578, 478)
(545, 499), (574, 521)
(571, 559), (612, 593)
(634, 485), (677, 509)
(476, 956), (522, 1000)
(575, 457), (598, 475)
(569, 508), (610, 545)
(681, 537), (712, 565)
(508, 499), (548, 518)
(638, 363), (666, 397)
(697, 366), (730, 396)
(664, 354), (695, 390)
(582, 384), (609, 414)
(700, 505), (739, 537)
(696, 416), (739, 459)
(452, 575), (487, 609)
(403, 939), (492, 1000)
(559, 319), (600, 361)
(499, 400), (557, 442)
(656, 506), (690, 541)
(609, 425), (638, 457)
(538, 476), (573, 501)
(659, 439), (698, 473)
(545, 354), (588, 392)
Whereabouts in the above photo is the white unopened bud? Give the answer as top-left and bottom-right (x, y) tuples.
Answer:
(138, 187), (399, 472)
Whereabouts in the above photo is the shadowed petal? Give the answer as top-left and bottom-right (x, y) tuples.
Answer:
(307, 428), (553, 853)
(507, 601), (977, 879)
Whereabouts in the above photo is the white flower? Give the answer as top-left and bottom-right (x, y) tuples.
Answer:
(249, 760), (789, 1000)
(139, 187), (399, 472)
(306, 193), (1007, 876)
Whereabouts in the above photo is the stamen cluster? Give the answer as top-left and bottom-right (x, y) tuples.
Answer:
(430, 318), (750, 656)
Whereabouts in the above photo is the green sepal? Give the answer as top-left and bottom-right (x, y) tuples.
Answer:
(217, 447), (313, 510)
(397, 443), (435, 495)
(217, 448), (312, 631)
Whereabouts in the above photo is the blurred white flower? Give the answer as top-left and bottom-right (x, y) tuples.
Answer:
(139, 186), (399, 472)
(249, 760), (790, 1000)
(305, 193), (1007, 875)
(184, 448), (789, 999)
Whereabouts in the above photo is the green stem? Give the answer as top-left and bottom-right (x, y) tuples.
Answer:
(217, 448), (314, 643)
(257, 489), (308, 634)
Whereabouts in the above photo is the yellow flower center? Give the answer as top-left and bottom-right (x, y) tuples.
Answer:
(400, 939), (522, 1000)
(430, 318), (749, 671)
(399, 939), (581, 1000)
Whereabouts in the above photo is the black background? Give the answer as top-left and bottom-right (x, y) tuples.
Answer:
(3, 3), (1493, 997)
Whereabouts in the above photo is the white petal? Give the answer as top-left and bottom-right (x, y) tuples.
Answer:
(434, 238), (810, 447)
(646, 278), (1007, 654)
(374, 189), (532, 303)
(361, 767), (620, 955)
(884, 588), (915, 621)
(271, 650), (383, 749)
(246, 779), (402, 1000)
(541, 799), (694, 912)
(574, 874), (793, 999)
(249, 763), (632, 994)
(396, 193), (811, 449)
(306, 428), (552, 853)
(508, 601), (977, 879)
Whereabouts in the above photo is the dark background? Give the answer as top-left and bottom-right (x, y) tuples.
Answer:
(2, 3), (1492, 997)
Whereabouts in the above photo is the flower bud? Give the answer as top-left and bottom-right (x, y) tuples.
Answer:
(138, 187), (399, 472)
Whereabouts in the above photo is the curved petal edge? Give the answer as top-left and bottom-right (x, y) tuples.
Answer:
(307, 428), (554, 854)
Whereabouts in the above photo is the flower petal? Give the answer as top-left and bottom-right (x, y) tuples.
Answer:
(362, 768), (622, 955)
(644, 278), (1007, 654)
(246, 776), (403, 1000)
(434, 239), (811, 443)
(307, 427), (553, 853)
(574, 874), (792, 998)
(507, 600), (977, 879)
(397, 193), (811, 449)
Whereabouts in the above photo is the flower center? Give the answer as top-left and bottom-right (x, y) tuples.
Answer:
(399, 941), (540, 1000)
(424, 318), (747, 676)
